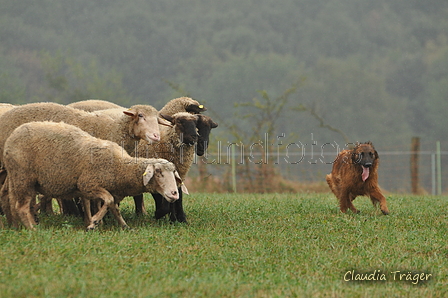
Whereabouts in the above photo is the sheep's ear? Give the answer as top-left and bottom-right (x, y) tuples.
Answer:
(186, 103), (207, 114)
(142, 164), (154, 186)
(158, 113), (174, 127)
(159, 113), (173, 122)
(158, 117), (173, 127)
(198, 115), (218, 129)
(174, 171), (182, 184)
(210, 119), (218, 129)
(123, 110), (136, 117)
(175, 171), (189, 195)
(181, 183), (189, 195)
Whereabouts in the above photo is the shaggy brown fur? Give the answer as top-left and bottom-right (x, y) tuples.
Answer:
(326, 142), (389, 215)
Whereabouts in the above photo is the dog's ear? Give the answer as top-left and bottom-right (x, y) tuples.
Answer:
(374, 150), (379, 160)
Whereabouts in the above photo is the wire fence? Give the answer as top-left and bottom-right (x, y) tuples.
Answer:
(187, 149), (448, 194)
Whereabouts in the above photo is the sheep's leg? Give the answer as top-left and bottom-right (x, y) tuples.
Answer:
(0, 185), (11, 223)
(172, 187), (187, 223)
(83, 199), (103, 226)
(0, 179), (13, 226)
(87, 190), (128, 230)
(74, 197), (85, 217)
(107, 200), (129, 229)
(61, 199), (81, 216)
(55, 198), (64, 213)
(30, 196), (40, 225)
(87, 190), (113, 230)
(39, 195), (54, 215)
(152, 193), (170, 219)
(82, 198), (92, 226)
(87, 204), (108, 230)
(0, 178), (19, 228)
(169, 203), (176, 222)
(133, 194), (148, 216)
(8, 176), (38, 229)
(14, 192), (37, 230)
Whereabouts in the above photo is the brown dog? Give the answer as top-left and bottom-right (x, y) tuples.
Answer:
(326, 142), (389, 215)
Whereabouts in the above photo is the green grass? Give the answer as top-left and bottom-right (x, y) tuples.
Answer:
(1, 193), (447, 297)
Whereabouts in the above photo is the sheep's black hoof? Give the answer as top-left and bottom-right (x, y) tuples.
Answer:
(169, 213), (177, 222)
(176, 216), (188, 224)
(154, 210), (170, 220)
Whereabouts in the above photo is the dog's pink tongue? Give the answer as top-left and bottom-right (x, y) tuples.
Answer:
(362, 166), (370, 182)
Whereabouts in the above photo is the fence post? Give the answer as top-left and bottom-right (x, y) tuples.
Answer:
(231, 144), (237, 193)
(437, 141), (442, 195)
(410, 137), (420, 194)
(432, 153), (436, 196)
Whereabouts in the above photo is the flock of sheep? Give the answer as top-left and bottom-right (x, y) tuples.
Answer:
(0, 97), (218, 230)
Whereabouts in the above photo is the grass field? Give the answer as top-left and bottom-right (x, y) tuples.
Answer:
(0, 193), (447, 297)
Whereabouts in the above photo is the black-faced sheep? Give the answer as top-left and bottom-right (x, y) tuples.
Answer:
(130, 97), (208, 220)
(67, 99), (124, 112)
(134, 112), (218, 222)
(2, 121), (181, 230)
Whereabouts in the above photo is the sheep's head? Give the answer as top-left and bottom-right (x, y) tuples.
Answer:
(124, 105), (171, 143)
(160, 112), (199, 146)
(196, 115), (218, 156)
(160, 97), (207, 115)
(184, 98), (207, 114)
(142, 160), (185, 203)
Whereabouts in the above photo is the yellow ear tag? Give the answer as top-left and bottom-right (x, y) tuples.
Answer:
(143, 172), (147, 176)
(199, 105), (204, 109)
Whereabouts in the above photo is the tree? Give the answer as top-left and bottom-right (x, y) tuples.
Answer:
(38, 51), (132, 105)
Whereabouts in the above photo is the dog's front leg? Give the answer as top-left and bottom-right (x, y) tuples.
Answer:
(370, 188), (389, 215)
(338, 191), (352, 214)
(347, 193), (360, 214)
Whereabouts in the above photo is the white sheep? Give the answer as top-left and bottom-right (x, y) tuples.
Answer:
(67, 99), (124, 112)
(0, 103), (15, 117)
(2, 121), (181, 230)
(67, 97), (206, 116)
(0, 102), (168, 218)
(0, 102), (167, 165)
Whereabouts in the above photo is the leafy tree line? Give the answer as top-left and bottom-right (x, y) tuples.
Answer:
(1, 0), (448, 151)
